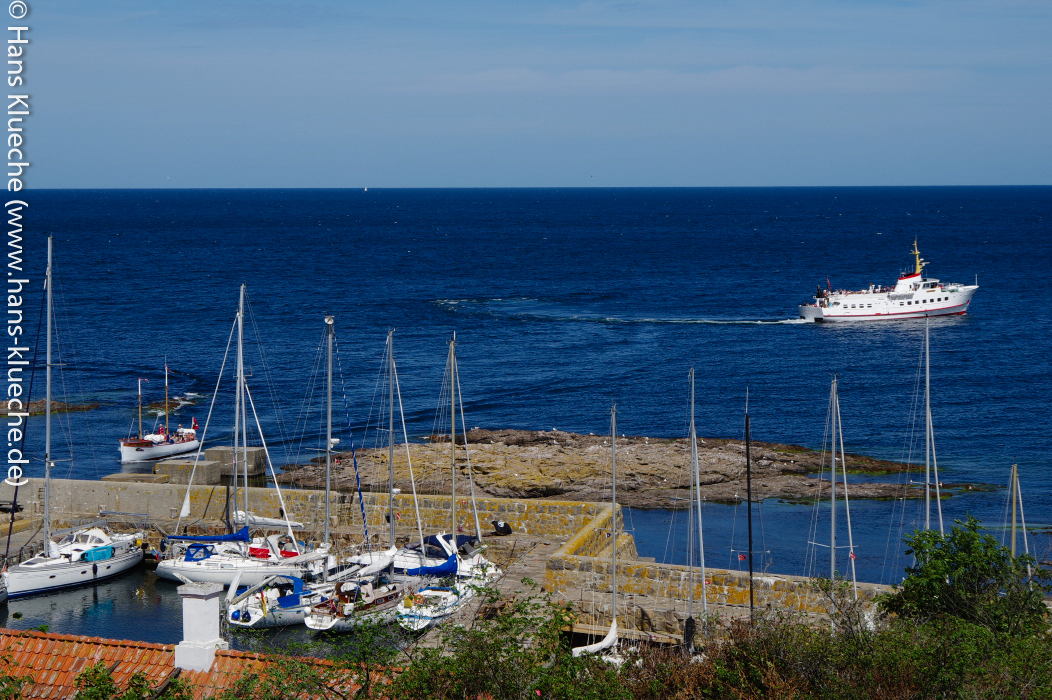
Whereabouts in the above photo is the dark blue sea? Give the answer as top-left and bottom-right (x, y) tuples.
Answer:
(5, 187), (1051, 642)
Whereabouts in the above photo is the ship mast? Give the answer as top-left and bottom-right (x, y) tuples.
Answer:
(911, 239), (928, 277)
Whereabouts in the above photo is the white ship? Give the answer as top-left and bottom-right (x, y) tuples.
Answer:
(799, 240), (978, 322)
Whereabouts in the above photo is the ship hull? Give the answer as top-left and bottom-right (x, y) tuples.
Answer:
(119, 439), (200, 463)
(800, 287), (977, 323)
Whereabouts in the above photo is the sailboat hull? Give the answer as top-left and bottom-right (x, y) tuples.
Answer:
(119, 439), (200, 463)
(155, 559), (306, 587)
(230, 602), (313, 629)
(3, 547), (143, 599)
(304, 604), (400, 632)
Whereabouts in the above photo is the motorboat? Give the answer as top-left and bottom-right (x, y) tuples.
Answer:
(799, 240), (978, 322)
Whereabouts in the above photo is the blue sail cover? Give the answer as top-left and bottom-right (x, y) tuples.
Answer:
(404, 552), (458, 577)
(276, 576), (305, 608)
(184, 543), (216, 562)
(168, 526), (250, 543)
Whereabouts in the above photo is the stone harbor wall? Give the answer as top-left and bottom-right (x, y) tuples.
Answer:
(1, 478), (887, 640)
(0, 479), (605, 541)
(544, 501), (889, 635)
(280, 489), (608, 541)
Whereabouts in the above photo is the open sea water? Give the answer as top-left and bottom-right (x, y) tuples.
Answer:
(4, 186), (1050, 642)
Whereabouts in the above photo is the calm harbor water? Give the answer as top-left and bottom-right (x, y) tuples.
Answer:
(3, 186), (1049, 643)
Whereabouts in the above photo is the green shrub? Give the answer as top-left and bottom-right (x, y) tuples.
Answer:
(878, 515), (1052, 636)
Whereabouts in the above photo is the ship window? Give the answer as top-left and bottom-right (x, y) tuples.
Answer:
(907, 301), (911, 305)
(867, 304), (872, 308)
(899, 302), (904, 306)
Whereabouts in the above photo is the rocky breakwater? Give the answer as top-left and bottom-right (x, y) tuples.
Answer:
(277, 429), (934, 509)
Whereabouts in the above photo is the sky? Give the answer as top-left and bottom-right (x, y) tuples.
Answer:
(24, 0), (1052, 187)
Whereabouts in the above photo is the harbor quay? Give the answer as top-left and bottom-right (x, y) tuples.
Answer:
(0, 478), (889, 641)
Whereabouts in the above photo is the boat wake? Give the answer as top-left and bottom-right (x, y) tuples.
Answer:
(435, 299), (810, 326)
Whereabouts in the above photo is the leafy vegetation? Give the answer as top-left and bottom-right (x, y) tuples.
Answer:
(877, 515), (1052, 635)
(73, 661), (193, 700)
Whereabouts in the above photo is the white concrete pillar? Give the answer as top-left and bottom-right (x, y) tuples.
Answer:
(174, 582), (228, 672)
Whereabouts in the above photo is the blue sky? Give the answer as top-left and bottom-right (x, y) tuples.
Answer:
(27, 1), (1052, 187)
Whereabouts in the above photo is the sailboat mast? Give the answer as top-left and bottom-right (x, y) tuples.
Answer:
(324, 315), (334, 551)
(164, 360), (169, 437)
(923, 320), (945, 534)
(238, 285), (249, 521)
(830, 377), (837, 581)
(387, 331), (396, 548)
(452, 345), (483, 541)
(137, 378), (143, 438)
(449, 335), (457, 541)
(745, 392), (754, 621)
(43, 236), (52, 548)
(610, 404), (618, 629)
(1010, 463), (1018, 558)
(924, 321), (931, 531)
(689, 369), (707, 615)
(1015, 467), (1032, 576)
(688, 375), (695, 621)
(834, 378), (858, 598)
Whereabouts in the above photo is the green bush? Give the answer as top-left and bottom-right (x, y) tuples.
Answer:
(878, 515), (1052, 636)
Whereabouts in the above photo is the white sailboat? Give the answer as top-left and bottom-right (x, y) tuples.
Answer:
(3, 237), (144, 599)
(393, 335), (498, 632)
(305, 329), (433, 633)
(118, 368), (199, 463)
(156, 286), (328, 587)
(572, 405), (621, 659)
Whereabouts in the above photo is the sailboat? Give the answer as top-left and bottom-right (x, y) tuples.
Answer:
(305, 329), (433, 632)
(156, 286), (329, 587)
(118, 367), (199, 462)
(3, 237), (145, 599)
(394, 334), (498, 632)
(572, 405), (621, 659)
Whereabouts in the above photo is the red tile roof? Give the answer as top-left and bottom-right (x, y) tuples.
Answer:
(0, 629), (367, 699)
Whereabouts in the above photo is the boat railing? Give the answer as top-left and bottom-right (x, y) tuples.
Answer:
(6, 540), (44, 566)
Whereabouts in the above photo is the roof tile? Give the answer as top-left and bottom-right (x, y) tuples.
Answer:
(1, 628), (372, 700)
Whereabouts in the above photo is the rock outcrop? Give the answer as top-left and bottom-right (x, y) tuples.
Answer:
(277, 428), (933, 509)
